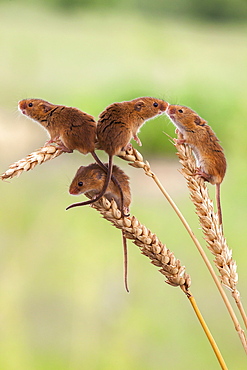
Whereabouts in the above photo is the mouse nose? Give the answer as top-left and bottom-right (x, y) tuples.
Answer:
(159, 101), (168, 112)
(69, 187), (77, 195)
(18, 100), (27, 111)
(168, 106), (176, 115)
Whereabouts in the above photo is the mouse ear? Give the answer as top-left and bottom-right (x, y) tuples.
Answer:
(134, 100), (145, 111)
(95, 170), (103, 180)
(41, 103), (52, 113)
(76, 166), (85, 175)
(194, 116), (207, 126)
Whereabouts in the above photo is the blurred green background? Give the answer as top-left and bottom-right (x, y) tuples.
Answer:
(0, 1), (247, 369)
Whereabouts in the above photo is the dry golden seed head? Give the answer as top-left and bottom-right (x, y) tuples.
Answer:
(141, 225), (149, 236)
(123, 218), (132, 228)
(134, 149), (144, 162)
(153, 245), (161, 254)
(0, 145), (64, 181)
(135, 228), (143, 237)
(117, 144), (246, 332)
(174, 139), (239, 294)
(131, 216), (139, 228)
(151, 234), (159, 245)
(88, 191), (191, 292)
(142, 236), (153, 245)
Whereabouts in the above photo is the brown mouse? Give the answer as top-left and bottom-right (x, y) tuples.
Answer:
(69, 162), (131, 292)
(18, 98), (125, 208)
(166, 104), (226, 225)
(18, 98), (97, 154)
(67, 97), (168, 212)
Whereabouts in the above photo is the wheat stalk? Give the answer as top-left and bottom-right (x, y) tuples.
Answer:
(92, 195), (191, 292)
(0, 141), (190, 291)
(86, 195), (227, 369)
(0, 140), (229, 366)
(0, 145), (65, 181)
(0, 140), (244, 359)
(118, 145), (247, 352)
(174, 139), (247, 329)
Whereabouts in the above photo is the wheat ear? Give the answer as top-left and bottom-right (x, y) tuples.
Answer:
(175, 139), (247, 328)
(0, 145), (65, 181)
(118, 145), (247, 353)
(87, 195), (227, 369)
(92, 196), (191, 291)
(0, 141), (228, 367)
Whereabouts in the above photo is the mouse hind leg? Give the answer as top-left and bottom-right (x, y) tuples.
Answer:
(195, 168), (212, 182)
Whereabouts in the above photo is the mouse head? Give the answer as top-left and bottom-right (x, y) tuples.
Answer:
(130, 97), (168, 121)
(166, 105), (207, 130)
(69, 164), (104, 195)
(18, 98), (54, 122)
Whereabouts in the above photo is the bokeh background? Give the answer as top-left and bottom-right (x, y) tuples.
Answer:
(0, 0), (247, 368)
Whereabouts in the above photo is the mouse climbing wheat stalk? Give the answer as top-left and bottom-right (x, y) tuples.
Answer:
(66, 97), (168, 213)
(69, 163), (131, 292)
(18, 98), (125, 205)
(166, 104), (226, 226)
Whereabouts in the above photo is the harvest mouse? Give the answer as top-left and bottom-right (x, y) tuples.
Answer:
(67, 97), (168, 212)
(18, 98), (97, 154)
(69, 162), (131, 292)
(18, 98), (125, 207)
(166, 104), (226, 225)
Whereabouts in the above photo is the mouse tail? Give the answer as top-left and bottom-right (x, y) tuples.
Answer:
(122, 230), (129, 293)
(91, 151), (106, 169)
(66, 155), (113, 210)
(216, 183), (223, 227)
(91, 151), (127, 217)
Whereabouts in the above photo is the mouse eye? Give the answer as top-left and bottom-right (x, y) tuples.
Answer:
(153, 102), (158, 107)
(78, 181), (83, 187)
(28, 102), (33, 107)
(178, 109), (183, 113)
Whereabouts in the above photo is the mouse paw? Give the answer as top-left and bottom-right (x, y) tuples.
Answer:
(123, 143), (133, 152)
(122, 206), (130, 218)
(54, 139), (73, 153)
(44, 139), (55, 146)
(133, 134), (142, 146)
(194, 168), (211, 182)
(175, 138), (186, 145)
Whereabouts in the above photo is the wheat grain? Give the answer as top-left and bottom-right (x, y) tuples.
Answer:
(119, 144), (239, 293)
(0, 140), (234, 361)
(118, 144), (247, 351)
(86, 194), (228, 366)
(175, 139), (247, 330)
(90, 195), (191, 293)
(118, 145), (239, 291)
(176, 142), (236, 286)
(0, 145), (64, 181)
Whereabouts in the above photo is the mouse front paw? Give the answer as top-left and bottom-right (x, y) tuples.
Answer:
(133, 134), (142, 146)
(175, 138), (186, 145)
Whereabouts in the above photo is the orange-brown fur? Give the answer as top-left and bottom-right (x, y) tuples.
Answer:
(69, 162), (131, 292)
(69, 163), (131, 212)
(166, 104), (226, 225)
(19, 98), (126, 210)
(18, 98), (96, 154)
(166, 104), (226, 185)
(67, 97), (168, 212)
(97, 97), (168, 156)
(73, 97), (168, 212)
